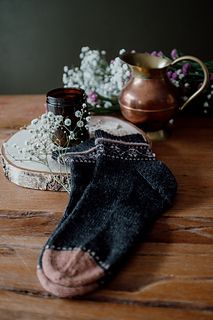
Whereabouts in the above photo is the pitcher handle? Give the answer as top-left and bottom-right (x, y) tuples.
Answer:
(171, 55), (209, 110)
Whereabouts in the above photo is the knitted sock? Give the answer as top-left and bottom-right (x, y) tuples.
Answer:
(40, 130), (177, 297)
(37, 132), (151, 297)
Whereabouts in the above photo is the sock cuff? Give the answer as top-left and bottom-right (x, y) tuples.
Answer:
(55, 138), (96, 165)
(58, 146), (97, 164)
(95, 130), (155, 161)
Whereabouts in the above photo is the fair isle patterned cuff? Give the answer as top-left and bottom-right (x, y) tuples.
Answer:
(95, 130), (156, 161)
(59, 130), (155, 164)
(58, 146), (97, 164)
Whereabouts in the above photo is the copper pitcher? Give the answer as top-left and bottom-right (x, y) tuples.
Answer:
(119, 53), (209, 131)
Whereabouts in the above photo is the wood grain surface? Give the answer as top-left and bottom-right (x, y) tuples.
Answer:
(0, 95), (212, 320)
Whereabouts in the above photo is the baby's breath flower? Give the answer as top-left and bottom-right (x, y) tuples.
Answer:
(104, 101), (112, 109)
(77, 120), (84, 127)
(64, 118), (71, 126)
(81, 46), (90, 53)
(41, 114), (48, 120)
(119, 49), (126, 55)
(31, 119), (38, 125)
(69, 132), (75, 140)
(86, 116), (91, 122)
(47, 111), (54, 119)
(75, 110), (82, 117)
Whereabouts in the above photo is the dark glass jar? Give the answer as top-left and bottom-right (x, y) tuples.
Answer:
(46, 88), (89, 147)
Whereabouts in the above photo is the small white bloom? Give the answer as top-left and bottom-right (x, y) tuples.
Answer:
(55, 115), (63, 123)
(75, 110), (82, 117)
(47, 111), (54, 118)
(104, 101), (112, 109)
(64, 118), (71, 126)
(204, 102), (209, 107)
(86, 116), (91, 122)
(122, 64), (128, 71)
(119, 49), (126, 55)
(41, 118), (48, 125)
(77, 120), (84, 127)
(41, 113), (48, 120)
(64, 66), (68, 72)
(81, 46), (90, 53)
(69, 132), (75, 139)
(31, 118), (38, 125)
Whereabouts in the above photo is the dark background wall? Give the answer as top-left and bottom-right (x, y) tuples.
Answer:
(0, 0), (212, 94)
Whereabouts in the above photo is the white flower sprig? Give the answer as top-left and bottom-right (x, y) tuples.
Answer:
(10, 108), (90, 193)
(63, 47), (131, 112)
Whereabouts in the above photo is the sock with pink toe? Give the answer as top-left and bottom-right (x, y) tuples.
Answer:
(40, 130), (177, 295)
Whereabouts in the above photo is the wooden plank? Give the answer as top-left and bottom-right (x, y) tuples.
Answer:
(0, 291), (212, 320)
(0, 95), (44, 129)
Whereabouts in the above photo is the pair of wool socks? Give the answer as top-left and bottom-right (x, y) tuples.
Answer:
(37, 130), (177, 298)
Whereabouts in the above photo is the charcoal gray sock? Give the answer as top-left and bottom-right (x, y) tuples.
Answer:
(40, 130), (177, 294)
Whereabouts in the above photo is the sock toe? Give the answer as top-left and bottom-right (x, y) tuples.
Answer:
(42, 248), (105, 287)
(37, 267), (98, 298)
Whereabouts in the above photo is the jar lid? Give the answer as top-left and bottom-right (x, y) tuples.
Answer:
(46, 88), (85, 107)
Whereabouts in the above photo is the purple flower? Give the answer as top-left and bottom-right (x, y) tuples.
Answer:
(171, 72), (178, 80)
(87, 91), (98, 104)
(182, 63), (191, 75)
(150, 51), (163, 57)
(171, 49), (178, 60)
(151, 51), (158, 56)
(167, 70), (173, 78)
(156, 51), (163, 57)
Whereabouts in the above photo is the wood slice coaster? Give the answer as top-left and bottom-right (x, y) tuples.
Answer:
(1, 116), (147, 192)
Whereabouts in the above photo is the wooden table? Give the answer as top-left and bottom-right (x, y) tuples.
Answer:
(0, 95), (212, 320)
